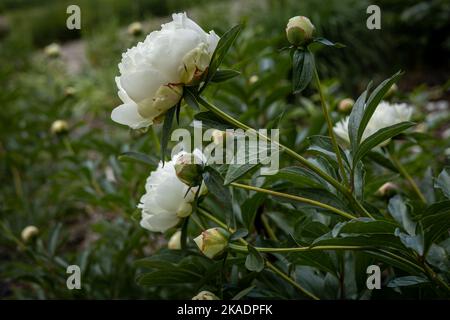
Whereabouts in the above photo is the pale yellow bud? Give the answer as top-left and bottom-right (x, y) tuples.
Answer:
(51, 120), (69, 135)
(127, 22), (143, 36)
(192, 291), (219, 300)
(286, 16), (315, 46)
(44, 43), (61, 58)
(21, 225), (39, 242)
(168, 230), (182, 250)
(194, 227), (230, 259)
(338, 98), (355, 113)
(376, 182), (398, 198)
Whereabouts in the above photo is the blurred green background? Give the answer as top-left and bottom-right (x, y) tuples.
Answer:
(0, 0), (449, 299)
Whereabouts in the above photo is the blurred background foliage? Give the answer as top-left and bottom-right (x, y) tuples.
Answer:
(0, 0), (449, 298)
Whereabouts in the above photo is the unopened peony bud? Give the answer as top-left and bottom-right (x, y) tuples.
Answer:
(338, 98), (354, 113)
(44, 43), (61, 58)
(386, 83), (398, 98)
(174, 153), (204, 187)
(194, 227), (230, 259)
(286, 16), (315, 46)
(64, 86), (76, 97)
(127, 22), (143, 36)
(21, 225), (39, 242)
(376, 182), (398, 198)
(249, 75), (259, 84)
(51, 120), (69, 135)
(168, 230), (182, 250)
(192, 291), (219, 300)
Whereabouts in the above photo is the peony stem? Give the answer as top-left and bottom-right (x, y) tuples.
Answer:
(389, 152), (426, 203)
(196, 206), (318, 299)
(231, 182), (357, 220)
(197, 95), (372, 218)
(312, 66), (349, 187)
(228, 243), (367, 253)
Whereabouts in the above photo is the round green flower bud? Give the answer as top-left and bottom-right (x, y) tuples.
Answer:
(194, 227), (230, 259)
(286, 16), (315, 46)
(174, 153), (204, 187)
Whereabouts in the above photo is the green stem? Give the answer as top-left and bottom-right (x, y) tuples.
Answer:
(197, 96), (372, 218)
(231, 182), (357, 220)
(261, 214), (278, 241)
(196, 206), (317, 299)
(313, 67), (348, 186)
(229, 243), (367, 253)
(265, 261), (319, 300)
(389, 152), (426, 203)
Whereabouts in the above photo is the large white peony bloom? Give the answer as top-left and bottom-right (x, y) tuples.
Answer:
(334, 101), (413, 145)
(111, 13), (220, 129)
(138, 149), (206, 232)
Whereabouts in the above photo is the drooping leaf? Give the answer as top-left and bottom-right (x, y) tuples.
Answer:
(245, 245), (265, 272)
(435, 168), (450, 199)
(160, 106), (176, 163)
(387, 276), (429, 288)
(388, 195), (416, 236)
(292, 49), (315, 94)
(313, 37), (346, 48)
(118, 151), (157, 166)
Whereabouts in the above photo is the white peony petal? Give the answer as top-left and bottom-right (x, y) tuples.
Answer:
(140, 212), (180, 232)
(111, 103), (152, 129)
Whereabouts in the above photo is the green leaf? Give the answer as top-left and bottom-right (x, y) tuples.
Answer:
(421, 203), (450, 250)
(292, 49), (314, 94)
(194, 111), (232, 131)
(267, 166), (325, 189)
(183, 86), (200, 110)
(435, 168), (450, 199)
(313, 37), (346, 48)
(240, 192), (266, 230)
(388, 195), (416, 236)
(358, 71), (403, 143)
(118, 151), (156, 166)
(231, 285), (256, 300)
(395, 229), (424, 256)
(307, 135), (349, 169)
(387, 276), (429, 288)
(348, 84), (370, 153)
(353, 122), (415, 165)
(202, 166), (233, 223)
(48, 223), (62, 256)
(224, 140), (277, 185)
(230, 228), (248, 241)
(211, 69), (241, 83)
(202, 24), (242, 90)
(245, 245), (264, 272)
(160, 106), (175, 163)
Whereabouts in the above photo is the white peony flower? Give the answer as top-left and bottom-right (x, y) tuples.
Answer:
(111, 13), (220, 129)
(138, 149), (206, 232)
(334, 101), (413, 146)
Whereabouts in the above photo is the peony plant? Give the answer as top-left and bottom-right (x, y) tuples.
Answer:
(113, 13), (450, 300)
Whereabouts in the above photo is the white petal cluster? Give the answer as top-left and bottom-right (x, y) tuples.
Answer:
(139, 149), (206, 232)
(112, 13), (219, 129)
(334, 101), (413, 145)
